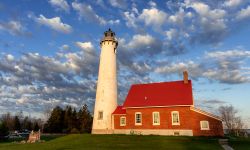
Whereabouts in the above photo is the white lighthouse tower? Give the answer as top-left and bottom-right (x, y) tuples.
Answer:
(92, 29), (118, 134)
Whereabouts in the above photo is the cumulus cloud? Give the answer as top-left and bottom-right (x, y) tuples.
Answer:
(0, 20), (26, 36)
(155, 49), (250, 84)
(49, 0), (70, 12)
(75, 41), (95, 53)
(236, 5), (250, 20)
(72, 2), (120, 26)
(223, 0), (243, 8)
(139, 7), (168, 29)
(109, 0), (127, 9)
(32, 14), (72, 33)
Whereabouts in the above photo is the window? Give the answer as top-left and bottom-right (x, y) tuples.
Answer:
(200, 121), (209, 130)
(120, 117), (126, 126)
(153, 112), (160, 125)
(135, 112), (142, 125)
(171, 111), (180, 125)
(98, 111), (103, 120)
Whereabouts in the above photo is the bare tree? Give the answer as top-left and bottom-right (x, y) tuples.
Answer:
(218, 105), (245, 136)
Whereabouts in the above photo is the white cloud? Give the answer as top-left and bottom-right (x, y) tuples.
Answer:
(60, 44), (70, 51)
(109, 0), (127, 9)
(165, 28), (178, 40)
(49, 0), (70, 12)
(128, 34), (155, 49)
(206, 50), (250, 59)
(168, 8), (185, 25)
(75, 41), (94, 53)
(0, 20), (24, 35)
(236, 5), (250, 20)
(139, 8), (168, 28)
(123, 11), (138, 28)
(72, 2), (106, 25)
(72, 2), (119, 26)
(6, 54), (14, 62)
(223, 0), (242, 8)
(34, 15), (72, 33)
(108, 19), (120, 25)
(148, 1), (157, 7)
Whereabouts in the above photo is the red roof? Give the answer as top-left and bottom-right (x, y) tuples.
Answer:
(112, 106), (126, 114)
(123, 80), (193, 107)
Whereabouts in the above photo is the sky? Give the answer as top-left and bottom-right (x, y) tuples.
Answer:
(0, 0), (250, 127)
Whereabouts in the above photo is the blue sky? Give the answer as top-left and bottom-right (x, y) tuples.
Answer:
(0, 0), (250, 126)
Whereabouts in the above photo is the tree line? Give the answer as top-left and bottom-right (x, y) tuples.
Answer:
(43, 104), (92, 134)
(0, 104), (92, 139)
(0, 112), (41, 139)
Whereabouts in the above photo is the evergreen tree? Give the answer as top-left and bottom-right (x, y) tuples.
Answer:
(14, 116), (21, 131)
(0, 122), (9, 139)
(33, 122), (39, 131)
(78, 104), (93, 133)
(43, 106), (64, 133)
(64, 106), (72, 133)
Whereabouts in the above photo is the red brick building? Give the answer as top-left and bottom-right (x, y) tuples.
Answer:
(112, 72), (224, 136)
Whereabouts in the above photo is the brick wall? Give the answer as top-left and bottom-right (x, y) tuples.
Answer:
(113, 106), (223, 136)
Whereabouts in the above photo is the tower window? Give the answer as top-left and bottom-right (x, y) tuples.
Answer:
(98, 111), (103, 120)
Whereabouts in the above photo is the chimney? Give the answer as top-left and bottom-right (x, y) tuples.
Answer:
(183, 71), (188, 84)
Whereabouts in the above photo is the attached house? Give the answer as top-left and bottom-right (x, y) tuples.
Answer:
(112, 71), (224, 136)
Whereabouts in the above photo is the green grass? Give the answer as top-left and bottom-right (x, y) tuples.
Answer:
(0, 134), (223, 150)
(229, 137), (250, 150)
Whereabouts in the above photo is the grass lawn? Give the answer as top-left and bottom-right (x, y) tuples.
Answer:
(0, 134), (223, 150)
(229, 137), (250, 150)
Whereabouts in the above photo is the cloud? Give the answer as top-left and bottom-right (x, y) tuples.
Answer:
(109, 0), (127, 9)
(75, 41), (95, 53)
(155, 49), (250, 84)
(48, 0), (70, 12)
(72, 2), (119, 26)
(236, 5), (250, 20)
(0, 20), (25, 36)
(59, 44), (70, 51)
(139, 7), (168, 29)
(72, 2), (106, 25)
(223, 0), (243, 8)
(32, 14), (72, 33)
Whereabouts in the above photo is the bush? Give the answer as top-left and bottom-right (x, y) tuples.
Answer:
(70, 128), (80, 134)
(0, 122), (9, 140)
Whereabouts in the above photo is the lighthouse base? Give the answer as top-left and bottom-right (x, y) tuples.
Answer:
(91, 129), (114, 134)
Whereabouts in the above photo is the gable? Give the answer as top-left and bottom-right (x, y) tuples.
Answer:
(123, 80), (194, 108)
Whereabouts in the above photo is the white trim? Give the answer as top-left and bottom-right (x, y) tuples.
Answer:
(200, 120), (210, 130)
(112, 129), (193, 136)
(112, 114), (127, 116)
(125, 105), (192, 109)
(120, 117), (126, 126)
(171, 111), (180, 125)
(190, 107), (222, 121)
(135, 112), (142, 125)
(152, 112), (160, 125)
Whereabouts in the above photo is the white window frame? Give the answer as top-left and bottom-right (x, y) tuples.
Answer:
(171, 111), (180, 125)
(200, 121), (210, 130)
(152, 112), (160, 125)
(135, 112), (142, 125)
(120, 117), (126, 126)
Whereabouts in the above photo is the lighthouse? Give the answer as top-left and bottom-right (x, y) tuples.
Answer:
(92, 29), (118, 134)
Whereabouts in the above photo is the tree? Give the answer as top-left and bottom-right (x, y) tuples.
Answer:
(43, 106), (64, 133)
(218, 105), (244, 136)
(14, 116), (21, 131)
(0, 122), (9, 139)
(33, 122), (40, 131)
(78, 104), (93, 133)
